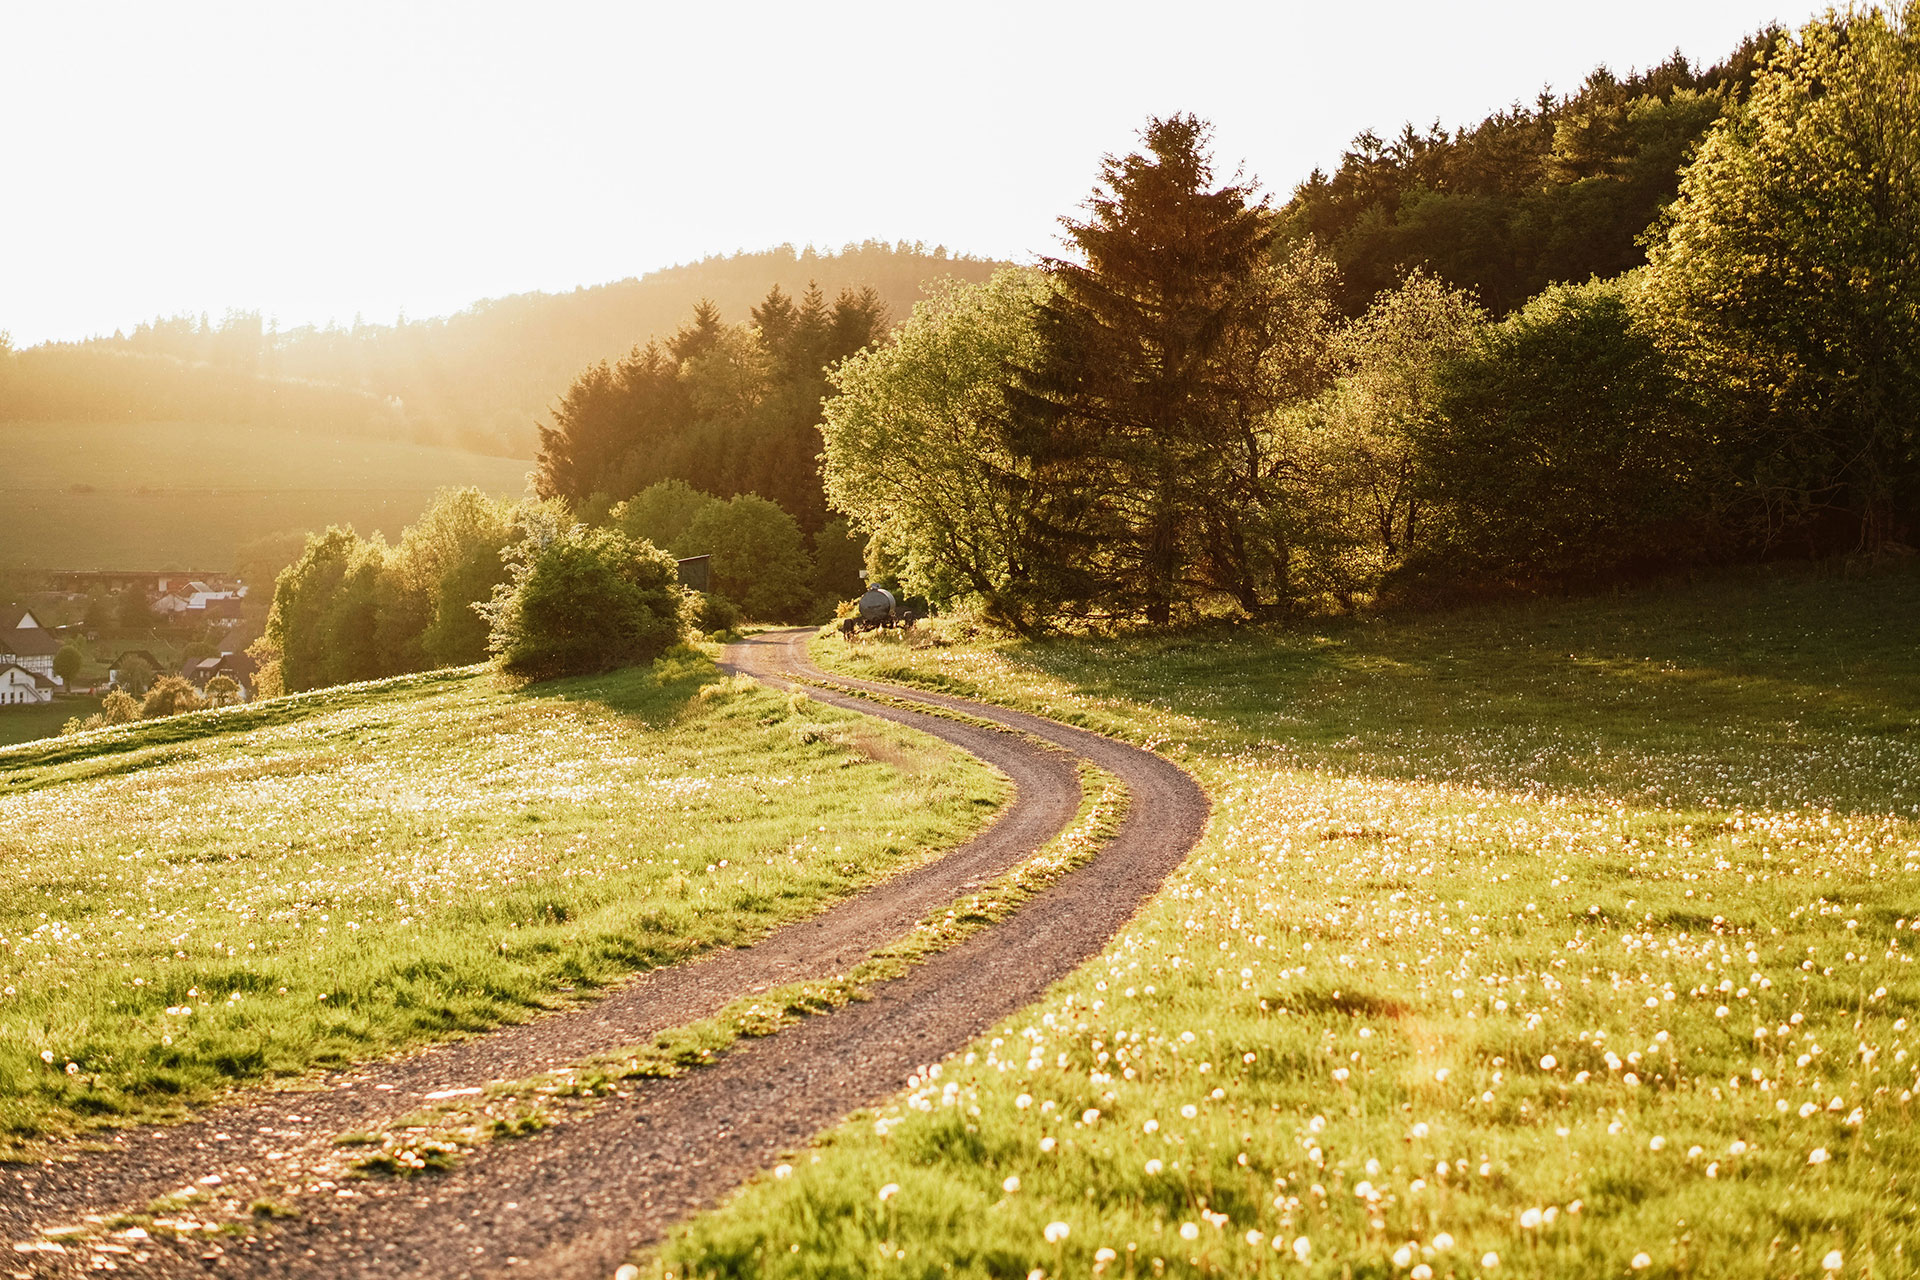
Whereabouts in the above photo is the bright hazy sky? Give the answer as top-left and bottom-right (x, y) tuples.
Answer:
(1, 0), (1827, 346)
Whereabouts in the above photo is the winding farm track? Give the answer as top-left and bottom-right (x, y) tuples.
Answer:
(6, 630), (1206, 1279)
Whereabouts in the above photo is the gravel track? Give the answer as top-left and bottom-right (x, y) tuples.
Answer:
(7, 630), (1207, 1278)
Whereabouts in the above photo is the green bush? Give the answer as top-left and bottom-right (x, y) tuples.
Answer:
(692, 592), (741, 635)
(672, 494), (815, 622)
(60, 688), (142, 736)
(486, 522), (687, 680)
(141, 675), (205, 720)
(610, 479), (722, 550)
(1412, 278), (1708, 581)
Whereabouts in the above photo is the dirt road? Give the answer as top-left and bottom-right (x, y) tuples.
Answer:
(7, 630), (1206, 1278)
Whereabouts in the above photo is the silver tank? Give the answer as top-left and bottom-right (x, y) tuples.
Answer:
(856, 587), (896, 621)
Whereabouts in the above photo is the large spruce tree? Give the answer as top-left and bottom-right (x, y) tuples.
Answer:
(1010, 114), (1326, 622)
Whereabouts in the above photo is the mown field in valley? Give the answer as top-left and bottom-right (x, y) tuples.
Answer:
(0, 648), (1001, 1148)
(651, 564), (1920, 1279)
(0, 420), (531, 570)
(0, 698), (100, 749)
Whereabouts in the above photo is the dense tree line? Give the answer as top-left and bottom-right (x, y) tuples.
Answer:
(1282, 33), (1781, 315)
(825, 6), (1920, 629)
(534, 285), (888, 534)
(254, 479), (863, 694)
(255, 489), (522, 694)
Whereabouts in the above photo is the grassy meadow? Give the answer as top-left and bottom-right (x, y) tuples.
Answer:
(0, 420), (530, 570)
(652, 564), (1920, 1279)
(0, 649), (1001, 1149)
(0, 697), (100, 748)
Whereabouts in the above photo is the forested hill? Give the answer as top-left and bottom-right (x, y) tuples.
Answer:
(1282, 31), (1781, 314)
(4, 242), (1004, 457)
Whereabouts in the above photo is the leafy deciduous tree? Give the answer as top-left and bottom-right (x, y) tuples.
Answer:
(483, 518), (687, 680)
(1414, 278), (1707, 579)
(140, 675), (204, 719)
(823, 269), (1047, 627)
(673, 495), (815, 622)
(52, 644), (83, 685)
(1641, 3), (1920, 547)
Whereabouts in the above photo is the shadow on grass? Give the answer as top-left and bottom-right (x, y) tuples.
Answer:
(0, 647), (724, 796)
(513, 645), (720, 729)
(951, 560), (1920, 811)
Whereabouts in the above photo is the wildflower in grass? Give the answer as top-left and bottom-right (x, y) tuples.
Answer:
(1144, 1159), (1164, 1175)
(1180, 1223), (1200, 1241)
(1394, 1244), (1414, 1266)
(1003, 1176), (1020, 1193)
(1519, 1208), (1542, 1229)
(1413, 1267), (1433, 1280)
(1809, 1147), (1831, 1165)
(1095, 1248), (1116, 1263)
(1432, 1233), (1455, 1251)
(877, 1183), (899, 1202)
(1632, 1254), (1652, 1270)
(1293, 1237), (1312, 1261)
(1044, 1221), (1070, 1243)
(1824, 1250), (1844, 1270)
(1482, 1252), (1499, 1269)
(773, 1164), (792, 1179)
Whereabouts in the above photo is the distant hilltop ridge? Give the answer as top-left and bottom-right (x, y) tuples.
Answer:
(1, 242), (1007, 458)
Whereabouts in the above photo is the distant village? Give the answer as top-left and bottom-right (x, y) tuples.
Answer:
(1, 570), (261, 725)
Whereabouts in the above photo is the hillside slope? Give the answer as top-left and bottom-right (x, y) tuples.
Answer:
(19, 243), (1006, 458)
(0, 420), (532, 570)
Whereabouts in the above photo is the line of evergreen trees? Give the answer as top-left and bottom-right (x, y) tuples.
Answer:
(532, 284), (888, 534)
(1283, 31), (1783, 315)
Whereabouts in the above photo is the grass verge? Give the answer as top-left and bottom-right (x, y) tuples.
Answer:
(651, 563), (1920, 1280)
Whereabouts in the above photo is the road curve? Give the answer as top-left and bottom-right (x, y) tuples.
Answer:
(17, 630), (1207, 1279)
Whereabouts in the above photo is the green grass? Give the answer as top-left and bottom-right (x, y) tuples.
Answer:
(0, 698), (99, 748)
(652, 563), (1920, 1280)
(0, 420), (530, 570)
(0, 647), (1002, 1148)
